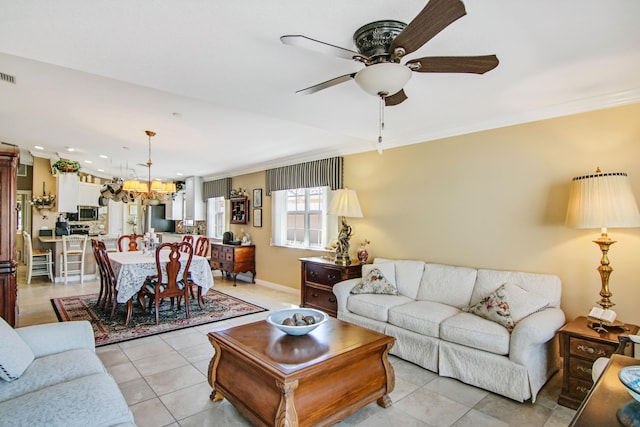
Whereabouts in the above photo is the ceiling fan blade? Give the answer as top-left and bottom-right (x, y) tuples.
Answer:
(281, 35), (362, 61)
(384, 90), (408, 106)
(391, 0), (466, 56)
(406, 55), (499, 74)
(295, 73), (356, 95)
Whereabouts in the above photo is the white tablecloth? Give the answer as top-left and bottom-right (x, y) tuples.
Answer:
(109, 250), (214, 303)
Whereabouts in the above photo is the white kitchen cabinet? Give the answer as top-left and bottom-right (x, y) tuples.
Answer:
(165, 191), (184, 220)
(56, 173), (80, 213)
(184, 176), (205, 221)
(78, 182), (101, 206)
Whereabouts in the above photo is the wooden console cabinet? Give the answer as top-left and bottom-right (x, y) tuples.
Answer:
(0, 147), (19, 327)
(558, 316), (639, 409)
(300, 257), (362, 317)
(210, 243), (255, 286)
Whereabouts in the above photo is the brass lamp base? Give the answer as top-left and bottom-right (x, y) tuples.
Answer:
(593, 233), (616, 310)
(334, 251), (351, 266)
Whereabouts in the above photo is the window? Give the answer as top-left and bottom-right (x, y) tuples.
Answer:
(272, 187), (337, 249)
(206, 196), (225, 239)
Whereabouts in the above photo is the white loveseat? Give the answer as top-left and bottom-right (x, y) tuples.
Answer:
(0, 318), (135, 427)
(333, 258), (565, 402)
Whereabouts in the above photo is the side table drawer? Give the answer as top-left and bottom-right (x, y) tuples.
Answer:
(569, 337), (614, 361)
(304, 285), (337, 314)
(306, 264), (342, 286)
(568, 357), (594, 381)
(567, 377), (592, 401)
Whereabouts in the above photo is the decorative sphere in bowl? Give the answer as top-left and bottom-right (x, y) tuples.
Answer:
(619, 366), (640, 402)
(266, 308), (328, 336)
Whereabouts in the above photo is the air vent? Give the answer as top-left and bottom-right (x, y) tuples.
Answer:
(0, 72), (16, 84)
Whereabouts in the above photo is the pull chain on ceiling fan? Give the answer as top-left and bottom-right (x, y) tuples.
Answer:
(281, 0), (499, 153)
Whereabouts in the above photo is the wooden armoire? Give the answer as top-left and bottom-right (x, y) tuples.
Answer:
(0, 146), (19, 326)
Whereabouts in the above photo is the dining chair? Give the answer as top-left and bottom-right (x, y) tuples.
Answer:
(91, 239), (107, 309)
(99, 235), (119, 252)
(188, 236), (210, 305)
(138, 242), (193, 325)
(96, 242), (134, 324)
(23, 231), (54, 284)
(117, 234), (143, 252)
(62, 235), (88, 284)
(181, 235), (194, 252)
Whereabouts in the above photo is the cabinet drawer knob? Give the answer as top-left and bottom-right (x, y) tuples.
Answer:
(310, 271), (318, 277)
(577, 344), (606, 356)
(577, 366), (592, 374)
(576, 386), (589, 394)
(311, 293), (318, 298)
(328, 297), (336, 303)
(327, 274), (337, 281)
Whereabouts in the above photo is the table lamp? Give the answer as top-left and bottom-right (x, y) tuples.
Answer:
(327, 189), (363, 265)
(565, 168), (640, 310)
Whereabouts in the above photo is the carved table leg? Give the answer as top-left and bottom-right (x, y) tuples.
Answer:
(377, 341), (395, 408)
(275, 379), (299, 427)
(207, 337), (223, 402)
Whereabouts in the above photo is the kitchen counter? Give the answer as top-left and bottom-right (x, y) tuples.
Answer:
(38, 236), (97, 281)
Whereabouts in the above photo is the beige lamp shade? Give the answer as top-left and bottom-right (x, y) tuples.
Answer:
(566, 171), (640, 229)
(328, 189), (363, 218)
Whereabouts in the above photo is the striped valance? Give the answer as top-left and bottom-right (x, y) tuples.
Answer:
(203, 177), (232, 200)
(265, 157), (343, 196)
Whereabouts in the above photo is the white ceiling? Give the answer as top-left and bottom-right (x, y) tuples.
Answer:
(1, 0), (639, 182)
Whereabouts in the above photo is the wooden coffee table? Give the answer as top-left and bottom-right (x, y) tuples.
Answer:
(207, 317), (395, 427)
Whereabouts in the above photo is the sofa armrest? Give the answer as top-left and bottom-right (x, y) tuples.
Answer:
(16, 321), (95, 358)
(509, 307), (565, 366)
(333, 278), (361, 315)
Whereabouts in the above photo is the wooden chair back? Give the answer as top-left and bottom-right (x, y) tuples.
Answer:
(181, 235), (194, 252)
(118, 234), (143, 252)
(194, 237), (209, 257)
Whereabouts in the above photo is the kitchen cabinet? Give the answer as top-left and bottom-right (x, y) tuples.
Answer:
(210, 243), (255, 286)
(56, 173), (80, 213)
(184, 176), (204, 221)
(0, 147), (19, 326)
(77, 182), (101, 207)
(165, 191), (184, 220)
(299, 257), (362, 317)
(230, 197), (248, 224)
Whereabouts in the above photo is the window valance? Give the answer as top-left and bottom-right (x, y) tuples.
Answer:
(265, 157), (343, 196)
(203, 177), (232, 200)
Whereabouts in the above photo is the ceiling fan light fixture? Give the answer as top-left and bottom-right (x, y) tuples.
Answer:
(354, 63), (411, 97)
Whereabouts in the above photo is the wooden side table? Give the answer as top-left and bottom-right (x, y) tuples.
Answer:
(299, 257), (362, 317)
(558, 316), (639, 409)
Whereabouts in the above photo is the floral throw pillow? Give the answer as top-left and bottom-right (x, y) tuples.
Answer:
(351, 267), (399, 295)
(465, 284), (515, 331)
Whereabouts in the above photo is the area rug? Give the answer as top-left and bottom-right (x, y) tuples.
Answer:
(51, 289), (267, 347)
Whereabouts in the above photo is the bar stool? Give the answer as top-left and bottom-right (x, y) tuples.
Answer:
(98, 235), (119, 252)
(62, 235), (88, 284)
(23, 231), (53, 284)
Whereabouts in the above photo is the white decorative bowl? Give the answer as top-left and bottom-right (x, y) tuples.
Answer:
(619, 366), (640, 403)
(266, 308), (328, 336)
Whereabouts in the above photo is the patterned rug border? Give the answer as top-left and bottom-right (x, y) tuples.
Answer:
(51, 289), (268, 347)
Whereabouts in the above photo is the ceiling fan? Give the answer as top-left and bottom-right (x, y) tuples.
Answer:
(281, 0), (499, 107)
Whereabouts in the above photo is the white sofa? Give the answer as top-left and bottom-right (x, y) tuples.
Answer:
(0, 318), (135, 427)
(333, 258), (565, 402)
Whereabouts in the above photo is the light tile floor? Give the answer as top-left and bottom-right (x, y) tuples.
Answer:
(17, 267), (576, 427)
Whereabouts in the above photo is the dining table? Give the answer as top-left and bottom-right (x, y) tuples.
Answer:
(108, 250), (214, 304)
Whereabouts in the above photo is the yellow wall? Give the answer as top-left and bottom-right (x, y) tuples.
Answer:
(231, 103), (640, 326)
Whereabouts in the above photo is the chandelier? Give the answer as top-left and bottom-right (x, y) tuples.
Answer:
(122, 130), (176, 205)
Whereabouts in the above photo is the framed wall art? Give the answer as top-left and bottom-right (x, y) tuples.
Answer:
(253, 208), (262, 227)
(253, 188), (262, 208)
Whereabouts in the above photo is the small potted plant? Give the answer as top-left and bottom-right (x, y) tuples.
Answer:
(51, 159), (81, 175)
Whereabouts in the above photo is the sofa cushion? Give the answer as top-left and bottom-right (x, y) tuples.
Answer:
(416, 264), (478, 308)
(0, 317), (34, 382)
(465, 284), (515, 331)
(440, 312), (511, 355)
(471, 269), (561, 308)
(502, 282), (550, 322)
(351, 265), (398, 295)
(347, 294), (413, 322)
(388, 301), (461, 338)
(0, 373), (134, 427)
(374, 258), (425, 299)
(0, 348), (106, 403)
